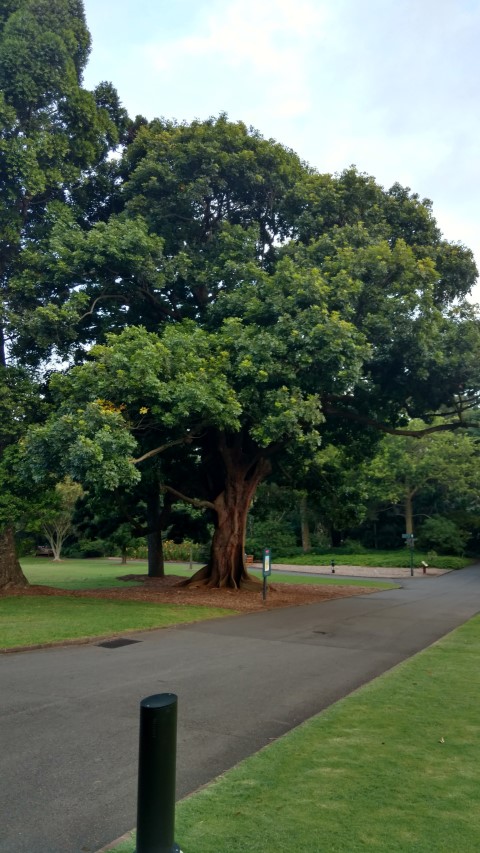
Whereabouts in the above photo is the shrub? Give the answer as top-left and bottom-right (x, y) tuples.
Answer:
(64, 538), (108, 558)
(246, 520), (299, 559)
(417, 517), (468, 556)
(163, 540), (206, 562)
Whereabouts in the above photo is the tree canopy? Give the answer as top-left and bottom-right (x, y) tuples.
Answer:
(0, 0), (126, 586)
(1, 6), (480, 589)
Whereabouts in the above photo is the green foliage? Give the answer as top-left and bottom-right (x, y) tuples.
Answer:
(274, 549), (469, 570)
(417, 516), (469, 556)
(22, 401), (140, 492)
(122, 539), (207, 563)
(0, 0), (124, 363)
(0, 0), (128, 586)
(63, 538), (108, 559)
(365, 423), (480, 509)
(163, 540), (206, 562)
(4, 92), (480, 586)
(246, 519), (299, 559)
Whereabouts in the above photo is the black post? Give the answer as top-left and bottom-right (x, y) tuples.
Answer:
(135, 693), (181, 853)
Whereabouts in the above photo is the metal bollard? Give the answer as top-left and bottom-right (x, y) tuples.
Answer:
(135, 693), (182, 853)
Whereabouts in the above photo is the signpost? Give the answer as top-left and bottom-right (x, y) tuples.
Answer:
(262, 547), (272, 601)
(402, 533), (415, 576)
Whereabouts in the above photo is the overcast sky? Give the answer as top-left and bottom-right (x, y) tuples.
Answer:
(83, 0), (480, 299)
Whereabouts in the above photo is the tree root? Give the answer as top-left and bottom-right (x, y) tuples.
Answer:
(181, 565), (263, 591)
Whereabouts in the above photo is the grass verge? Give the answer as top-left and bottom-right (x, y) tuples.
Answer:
(21, 558), (397, 591)
(20, 557), (180, 590)
(105, 614), (480, 852)
(0, 596), (233, 650)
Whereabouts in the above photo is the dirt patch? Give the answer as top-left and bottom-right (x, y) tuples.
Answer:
(2, 574), (377, 612)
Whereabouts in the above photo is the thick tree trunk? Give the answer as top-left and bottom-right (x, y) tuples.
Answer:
(187, 451), (272, 589)
(0, 527), (28, 589)
(146, 490), (164, 578)
(144, 487), (174, 577)
(147, 528), (164, 576)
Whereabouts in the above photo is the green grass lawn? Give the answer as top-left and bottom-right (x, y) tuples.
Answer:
(21, 558), (397, 591)
(106, 614), (480, 853)
(20, 557), (174, 589)
(0, 596), (233, 649)
(275, 549), (470, 570)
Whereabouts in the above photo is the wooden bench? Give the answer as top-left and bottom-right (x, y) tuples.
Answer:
(35, 545), (54, 557)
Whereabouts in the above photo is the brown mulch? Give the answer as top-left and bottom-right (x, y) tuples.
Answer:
(3, 573), (377, 612)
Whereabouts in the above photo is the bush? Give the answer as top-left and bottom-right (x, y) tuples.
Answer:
(163, 540), (205, 562)
(417, 517), (468, 556)
(63, 539), (108, 558)
(246, 520), (300, 559)
(428, 555), (469, 570)
(334, 539), (368, 555)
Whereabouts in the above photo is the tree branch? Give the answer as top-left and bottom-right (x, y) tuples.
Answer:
(132, 435), (193, 465)
(323, 403), (477, 438)
(79, 293), (126, 321)
(160, 484), (215, 511)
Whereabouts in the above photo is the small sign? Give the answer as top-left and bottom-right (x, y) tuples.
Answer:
(402, 533), (414, 539)
(262, 548), (272, 576)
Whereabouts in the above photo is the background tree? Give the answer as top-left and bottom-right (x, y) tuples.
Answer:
(363, 422), (480, 537)
(0, 0), (126, 587)
(37, 477), (84, 561)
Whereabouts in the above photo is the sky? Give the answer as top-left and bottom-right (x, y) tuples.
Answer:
(83, 0), (480, 299)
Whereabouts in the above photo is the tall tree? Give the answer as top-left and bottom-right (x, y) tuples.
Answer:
(9, 112), (480, 588)
(364, 422), (480, 537)
(0, 0), (125, 587)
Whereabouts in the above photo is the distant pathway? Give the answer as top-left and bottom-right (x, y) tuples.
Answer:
(265, 563), (448, 578)
(2, 565), (480, 853)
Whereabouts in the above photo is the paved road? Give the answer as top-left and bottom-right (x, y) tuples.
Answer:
(2, 566), (480, 853)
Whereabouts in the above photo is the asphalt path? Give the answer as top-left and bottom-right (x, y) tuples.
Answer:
(2, 565), (480, 853)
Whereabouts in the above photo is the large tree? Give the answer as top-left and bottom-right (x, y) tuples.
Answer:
(0, 0), (126, 587)
(24, 249), (480, 587)
(4, 96), (480, 588)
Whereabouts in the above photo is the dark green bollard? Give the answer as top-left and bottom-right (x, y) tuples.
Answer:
(135, 693), (181, 853)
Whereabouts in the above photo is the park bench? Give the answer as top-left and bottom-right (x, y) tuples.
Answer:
(35, 545), (54, 557)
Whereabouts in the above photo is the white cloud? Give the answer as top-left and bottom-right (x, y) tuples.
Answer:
(144, 0), (329, 120)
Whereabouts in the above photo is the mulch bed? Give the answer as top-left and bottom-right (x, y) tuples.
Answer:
(3, 574), (376, 612)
